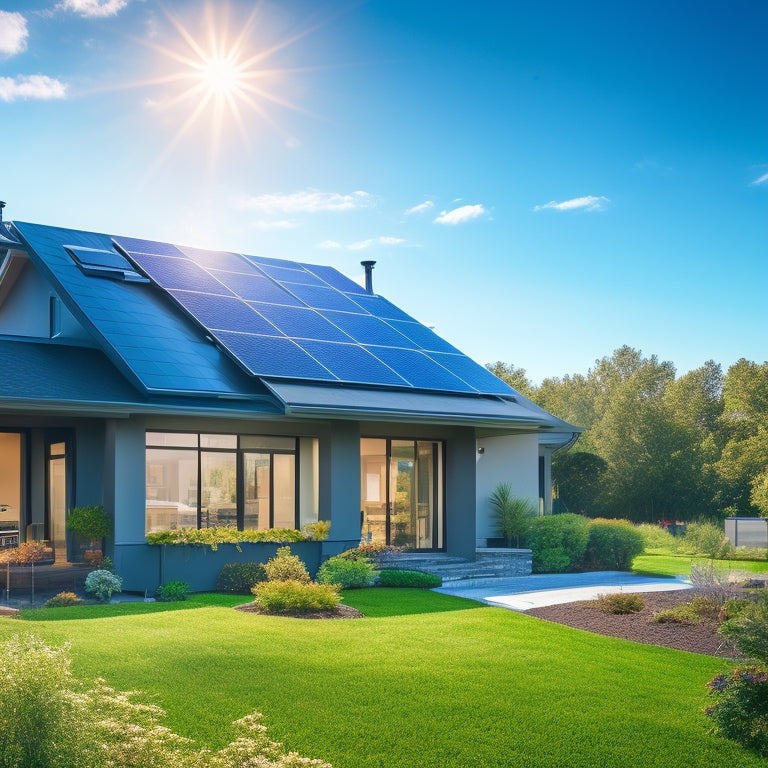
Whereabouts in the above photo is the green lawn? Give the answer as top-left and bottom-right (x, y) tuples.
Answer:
(0, 589), (764, 767)
(632, 551), (768, 578)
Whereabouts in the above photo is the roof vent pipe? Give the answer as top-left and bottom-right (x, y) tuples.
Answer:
(0, 202), (5, 222)
(361, 260), (376, 294)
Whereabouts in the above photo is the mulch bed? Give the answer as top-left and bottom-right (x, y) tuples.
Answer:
(234, 601), (364, 619)
(525, 589), (739, 657)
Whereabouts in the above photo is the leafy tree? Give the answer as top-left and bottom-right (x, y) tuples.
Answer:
(552, 452), (607, 514)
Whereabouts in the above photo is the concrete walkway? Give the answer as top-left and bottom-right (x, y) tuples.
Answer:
(434, 571), (691, 611)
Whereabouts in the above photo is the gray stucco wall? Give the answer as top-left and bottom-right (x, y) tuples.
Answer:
(444, 428), (477, 560)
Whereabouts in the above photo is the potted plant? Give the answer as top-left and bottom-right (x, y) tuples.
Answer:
(66, 505), (112, 565)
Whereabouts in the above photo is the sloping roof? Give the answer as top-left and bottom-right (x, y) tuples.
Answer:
(2, 219), (578, 432)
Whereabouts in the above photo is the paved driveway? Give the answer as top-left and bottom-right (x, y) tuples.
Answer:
(434, 571), (691, 610)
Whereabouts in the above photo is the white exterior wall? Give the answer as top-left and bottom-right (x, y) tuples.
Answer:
(475, 433), (539, 545)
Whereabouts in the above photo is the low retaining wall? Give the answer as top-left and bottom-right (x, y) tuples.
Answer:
(114, 541), (325, 594)
(475, 547), (532, 577)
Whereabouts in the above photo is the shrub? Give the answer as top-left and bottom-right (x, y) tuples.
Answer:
(252, 579), (341, 613)
(706, 667), (768, 756)
(155, 580), (190, 602)
(377, 569), (442, 588)
(652, 603), (701, 624)
(593, 592), (644, 614)
(690, 561), (739, 603)
(342, 543), (402, 567)
(84, 569), (122, 602)
(44, 591), (83, 608)
(584, 519), (644, 570)
(0, 541), (49, 565)
(263, 546), (310, 583)
(317, 554), (375, 588)
(636, 523), (678, 551)
(145, 526), (305, 549)
(489, 483), (536, 547)
(720, 589), (768, 665)
(683, 521), (726, 558)
(216, 562), (267, 593)
(301, 520), (331, 541)
(65, 505), (112, 540)
(526, 513), (590, 573)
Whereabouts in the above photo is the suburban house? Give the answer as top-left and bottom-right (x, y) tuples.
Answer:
(0, 213), (578, 590)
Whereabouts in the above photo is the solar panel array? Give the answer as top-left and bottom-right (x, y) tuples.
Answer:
(113, 237), (514, 396)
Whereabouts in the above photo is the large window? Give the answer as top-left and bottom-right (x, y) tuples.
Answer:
(145, 432), (311, 534)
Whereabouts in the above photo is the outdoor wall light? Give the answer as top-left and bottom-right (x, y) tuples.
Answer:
(477, 446), (485, 454)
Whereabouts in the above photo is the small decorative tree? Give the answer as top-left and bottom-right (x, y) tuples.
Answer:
(489, 483), (536, 548)
(66, 505), (112, 564)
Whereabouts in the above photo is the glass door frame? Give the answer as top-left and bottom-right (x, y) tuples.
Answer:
(45, 431), (74, 562)
(361, 437), (445, 551)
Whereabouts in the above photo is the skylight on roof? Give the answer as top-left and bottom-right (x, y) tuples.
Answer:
(65, 245), (149, 283)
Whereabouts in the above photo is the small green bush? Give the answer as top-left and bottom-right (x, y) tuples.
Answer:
(720, 590), (768, 665)
(66, 504), (112, 540)
(584, 519), (644, 570)
(84, 569), (122, 602)
(252, 579), (341, 613)
(155, 580), (190, 602)
(263, 546), (310, 583)
(593, 592), (644, 614)
(317, 554), (375, 588)
(526, 513), (590, 573)
(377, 569), (442, 588)
(216, 562), (267, 593)
(636, 523), (678, 551)
(653, 595), (723, 625)
(683, 522), (726, 558)
(44, 591), (83, 608)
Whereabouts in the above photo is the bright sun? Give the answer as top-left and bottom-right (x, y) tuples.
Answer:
(137, 2), (311, 166)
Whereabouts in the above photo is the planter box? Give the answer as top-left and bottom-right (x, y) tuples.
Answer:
(114, 541), (324, 594)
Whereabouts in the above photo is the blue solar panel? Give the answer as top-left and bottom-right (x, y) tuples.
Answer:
(287, 283), (366, 312)
(169, 291), (280, 335)
(127, 252), (233, 295)
(346, 293), (416, 321)
(250, 303), (353, 343)
(179, 245), (252, 272)
(66, 245), (134, 271)
(386, 320), (461, 354)
(319, 311), (417, 348)
(210, 270), (305, 305)
(246, 254), (304, 269)
(299, 340), (410, 386)
(426, 352), (515, 395)
(257, 263), (326, 287)
(302, 264), (367, 294)
(363, 346), (475, 393)
(114, 237), (185, 258)
(213, 332), (337, 380)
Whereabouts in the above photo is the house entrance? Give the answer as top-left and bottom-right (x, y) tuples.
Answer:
(360, 438), (444, 550)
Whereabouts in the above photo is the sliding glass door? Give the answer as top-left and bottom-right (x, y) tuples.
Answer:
(361, 438), (443, 550)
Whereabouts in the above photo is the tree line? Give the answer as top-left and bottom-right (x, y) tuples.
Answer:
(487, 346), (768, 522)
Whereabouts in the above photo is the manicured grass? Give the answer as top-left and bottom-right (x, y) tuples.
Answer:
(632, 552), (768, 578)
(0, 589), (763, 768)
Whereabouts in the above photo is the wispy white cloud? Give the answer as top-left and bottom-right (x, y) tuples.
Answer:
(318, 240), (342, 249)
(240, 189), (374, 216)
(378, 236), (405, 245)
(434, 204), (487, 225)
(0, 75), (67, 102)
(534, 195), (609, 212)
(750, 172), (768, 186)
(0, 11), (28, 57)
(57, 0), (128, 18)
(320, 236), (406, 251)
(348, 239), (375, 251)
(405, 200), (434, 216)
(251, 220), (299, 230)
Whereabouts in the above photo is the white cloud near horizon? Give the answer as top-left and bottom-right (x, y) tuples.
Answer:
(240, 189), (374, 216)
(0, 11), (28, 57)
(434, 204), (487, 225)
(534, 195), (609, 212)
(0, 75), (67, 102)
(318, 236), (406, 251)
(750, 172), (768, 186)
(318, 240), (342, 249)
(405, 200), (434, 215)
(57, 0), (128, 18)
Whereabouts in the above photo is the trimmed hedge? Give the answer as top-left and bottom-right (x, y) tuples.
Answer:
(377, 570), (442, 588)
(317, 554), (375, 588)
(526, 514), (590, 573)
(146, 527), (305, 549)
(584, 519), (645, 570)
(251, 580), (341, 613)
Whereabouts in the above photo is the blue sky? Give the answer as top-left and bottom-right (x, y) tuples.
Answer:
(1, 0), (766, 384)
